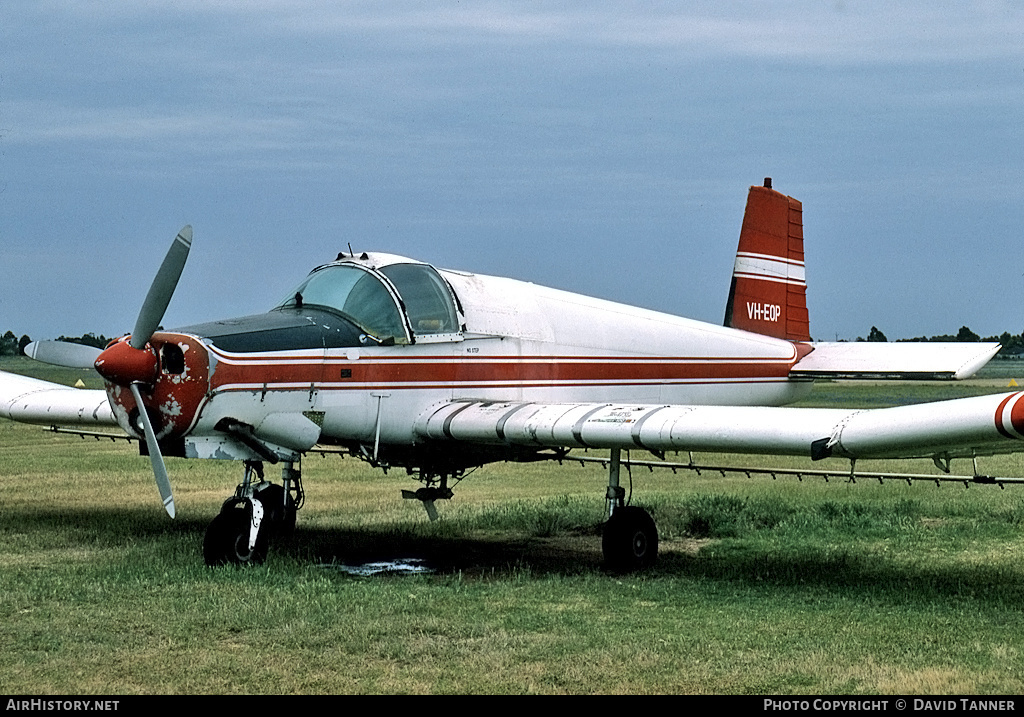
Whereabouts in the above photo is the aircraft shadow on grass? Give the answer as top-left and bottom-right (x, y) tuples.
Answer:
(6, 506), (1019, 605)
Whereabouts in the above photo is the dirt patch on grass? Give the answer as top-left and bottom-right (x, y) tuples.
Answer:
(661, 537), (715, 556)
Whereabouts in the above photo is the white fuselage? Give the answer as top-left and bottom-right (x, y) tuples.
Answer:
(185, 264), (811, 452)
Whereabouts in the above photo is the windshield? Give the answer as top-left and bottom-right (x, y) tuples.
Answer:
(275, 265), (408, 342)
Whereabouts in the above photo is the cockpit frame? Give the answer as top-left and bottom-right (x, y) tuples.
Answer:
(275, 255), (465, 346)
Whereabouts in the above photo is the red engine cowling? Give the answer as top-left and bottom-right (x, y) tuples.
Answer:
(100, 332), (210, 444)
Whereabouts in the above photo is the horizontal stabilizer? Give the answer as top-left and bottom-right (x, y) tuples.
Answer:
(790, 342), (1000, 380)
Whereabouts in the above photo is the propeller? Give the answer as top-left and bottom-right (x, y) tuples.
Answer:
(25, 226), (193, 370)
(130, 226), (192, 350)
(130, 382), (176, 518)
(24, 340), (102, 369)
(108, 225), (192, 518)
(25, 226), (193, 519)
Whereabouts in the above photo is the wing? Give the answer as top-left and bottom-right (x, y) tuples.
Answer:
(0, 369), (116, 426)
(417, 391), (1024, 463)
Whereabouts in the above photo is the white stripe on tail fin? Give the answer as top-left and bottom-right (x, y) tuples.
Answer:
(724, 179), (810, 342)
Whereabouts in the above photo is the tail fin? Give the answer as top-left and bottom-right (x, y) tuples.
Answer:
(723, 179), (810, 342)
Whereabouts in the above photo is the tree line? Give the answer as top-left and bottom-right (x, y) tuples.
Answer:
(850, 326), (1024, 356)
(1, 332), (112, 357)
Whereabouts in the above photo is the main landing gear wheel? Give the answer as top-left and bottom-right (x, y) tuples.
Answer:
(603, 506), (658, 572)
(203, 502), (268, 567)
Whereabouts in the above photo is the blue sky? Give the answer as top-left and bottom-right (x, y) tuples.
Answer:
(2, 1), (1022, 343)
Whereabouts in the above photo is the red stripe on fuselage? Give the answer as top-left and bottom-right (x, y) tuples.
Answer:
(206, 349), (801, 393)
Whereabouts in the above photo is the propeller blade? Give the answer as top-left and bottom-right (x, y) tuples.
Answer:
(130, 225), (193, 350)
(24, 340), (103, 369)
(129, 383), (176, 519)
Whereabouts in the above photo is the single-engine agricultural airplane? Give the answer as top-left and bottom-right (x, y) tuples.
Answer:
(1, 179), (1020, 570)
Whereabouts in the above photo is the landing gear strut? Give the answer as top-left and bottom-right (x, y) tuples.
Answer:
(203, 459), (302, 566)
(601, 448), (658, 572)
(401, 472), (455, 521)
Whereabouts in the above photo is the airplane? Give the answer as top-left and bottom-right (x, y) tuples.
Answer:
(2, 179), (1020, 571)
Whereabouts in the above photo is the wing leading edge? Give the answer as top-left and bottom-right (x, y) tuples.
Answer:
(417, 391), (1024, 463)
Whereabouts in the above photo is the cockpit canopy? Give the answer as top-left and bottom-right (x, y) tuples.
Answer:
(275, 261), (462, 344)
(176, 258), (463, 354)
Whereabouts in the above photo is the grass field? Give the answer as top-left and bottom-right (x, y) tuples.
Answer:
(2, 357), (1024, 694)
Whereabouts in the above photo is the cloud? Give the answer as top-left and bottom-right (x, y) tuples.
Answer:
(3, 1), (1023, 340)
(268, 1), (1024, 64)
(17, 2), (1024, 63)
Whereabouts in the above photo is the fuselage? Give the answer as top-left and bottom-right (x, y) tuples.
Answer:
(103, 252), (813, 467)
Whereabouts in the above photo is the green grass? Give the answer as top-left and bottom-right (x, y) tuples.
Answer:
(1, 355), (106, 389)
(2, 357), (1024, 693)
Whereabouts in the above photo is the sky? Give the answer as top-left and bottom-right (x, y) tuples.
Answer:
(2, 1), (1022, 343)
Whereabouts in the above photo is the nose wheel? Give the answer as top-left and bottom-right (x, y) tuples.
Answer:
(203, 502), (268, 566)
(203, 460), (301, 566)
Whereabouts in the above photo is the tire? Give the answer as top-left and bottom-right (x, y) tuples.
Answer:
(253, 483), (297, 535)
(603, 506), (658, 572)
(203, 504), (268, 567)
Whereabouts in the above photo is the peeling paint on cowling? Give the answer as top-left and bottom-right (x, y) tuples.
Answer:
(104, 332), (210, 441)
(161, 398), (183, 418)
(184, 434), (299, 462)
(108, 383), (133, 436)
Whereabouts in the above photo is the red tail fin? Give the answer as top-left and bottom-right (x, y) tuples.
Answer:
(723, 179), (810, 342)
